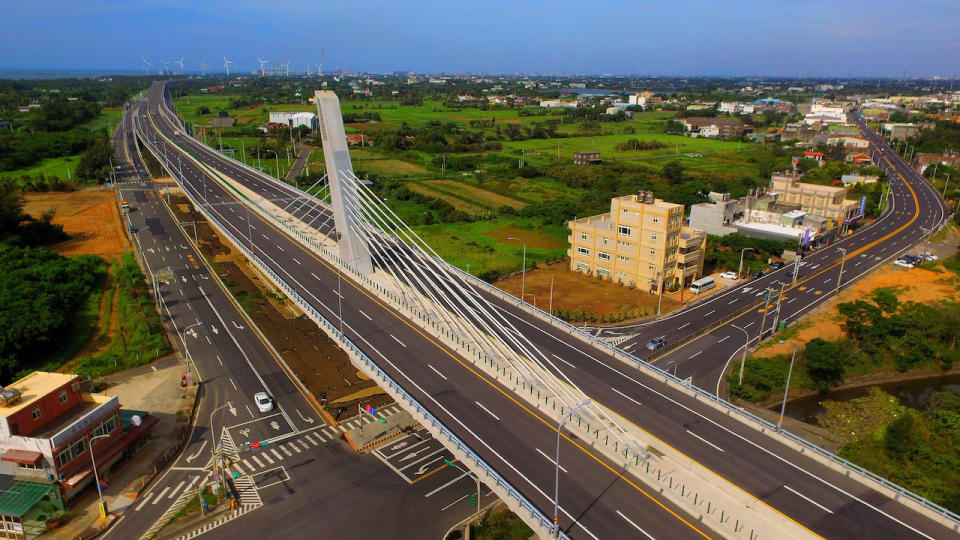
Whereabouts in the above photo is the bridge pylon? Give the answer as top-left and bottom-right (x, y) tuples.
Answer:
(314, 90), (373, 275)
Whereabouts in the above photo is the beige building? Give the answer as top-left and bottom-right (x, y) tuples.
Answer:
(568, 191), (706, 291)
(769, 173), (860, 224)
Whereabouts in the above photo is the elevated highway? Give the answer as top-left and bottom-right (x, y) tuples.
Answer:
(137, 82), (956, 538)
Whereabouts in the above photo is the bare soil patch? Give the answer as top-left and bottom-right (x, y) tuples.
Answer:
(494, 260), (680, 320)
(23, 189), (130, 259)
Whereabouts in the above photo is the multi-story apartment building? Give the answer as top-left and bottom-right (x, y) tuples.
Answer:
(568, 191), (706, 292)
(0, 372), (157, 538)
(769, 173), (860, 224)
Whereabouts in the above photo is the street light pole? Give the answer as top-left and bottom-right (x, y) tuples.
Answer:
(87, 433), (112, 519)
(444, 459), (481, 518)
(507, 237), (527, 303)
(731, 323), (750, 385)
(209, 401), (235, 501)
(554, 400), (590, 535)
(666, 360), (677, 377)
(835, 248), (847, 295)
(181, 321), (202, 378)
(738, 248), (755, 278)
(656, 269), (665, 316)
(777, 341), (798, 433)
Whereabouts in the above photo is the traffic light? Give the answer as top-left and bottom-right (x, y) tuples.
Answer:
(470, 493), (477, 507)
(444, 459), (456, 468)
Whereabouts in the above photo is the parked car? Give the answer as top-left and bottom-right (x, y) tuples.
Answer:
(770, 261), (786, 270)
(902, 254), (921, 264)
(719, 271), (738, 280)
(646, 337), (666, 351)
(893, 259), (914, 269)
(750, 270), (764, 279)
(254, 392), (274, 413)
(919, 252), (938, 261)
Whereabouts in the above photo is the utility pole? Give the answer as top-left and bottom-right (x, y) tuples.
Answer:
(548, 276), (555, 315)
(771, 281), (786, 333)
(732, 324), (749, 385)
(835, 248), (847, 295)
(758, 287), (774, 340)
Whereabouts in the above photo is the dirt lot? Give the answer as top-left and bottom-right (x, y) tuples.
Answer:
(755, 226), (960, 358)
(494, 260), (682, 320)
(166, 194), (391, 410)
(23, 189), (130, 258)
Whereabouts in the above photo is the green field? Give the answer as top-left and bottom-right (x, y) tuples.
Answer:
(0, 154), (82, 180)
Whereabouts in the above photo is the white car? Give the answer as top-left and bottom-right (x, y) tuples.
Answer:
(719, 271), (738, 280)
(893, 259), (914, 269)
(919, 252), (938, 262)
(254, 392), (274, 413)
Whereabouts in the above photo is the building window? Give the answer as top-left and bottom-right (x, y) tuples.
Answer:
(57, 437), (88, 468)
(616, 255), (630, 262)
(18, 462), (42, 471)
(576, 247), (590, 256)
(651, 234), (658, 240)
(575, 262), (590, 272)
(601, 238), (609, 246)
(597, 252), (611, 261)
(32, 406), (41, 420)
(615, 270), (627, 278)
(652, 217), (659, 223)
(650, 248), (656, 255)
(596, 267), (611, 278)
(91, 415), (119, 439)
(579, 233), (588, 241)
(617, 226), (631, 237)
(616, 240), (630, 247)
(58, 391), (68, 405)
(648, 264), (655, 270)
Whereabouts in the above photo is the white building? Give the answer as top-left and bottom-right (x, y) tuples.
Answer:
(539, 100), (577, 108)
(268, 111), (318, 130)
(803, 103), (846, 125)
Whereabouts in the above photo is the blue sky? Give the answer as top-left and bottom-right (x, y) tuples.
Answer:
(2, 0), (959, 77)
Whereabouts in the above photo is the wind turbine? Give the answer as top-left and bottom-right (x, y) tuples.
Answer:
(223, 56), (233, 76)
(281, 61), (291, 76)
(257, 58), (268, 77)
(315, 64), (323, 77)
(176, 57), (185, 75)
(142, 57), (152, 75)
(199, 59), (207, 76)
(162, 60), (171, 75)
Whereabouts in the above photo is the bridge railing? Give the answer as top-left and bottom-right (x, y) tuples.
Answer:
(136, 123), (567, 538)
(444, 265), (960, 529)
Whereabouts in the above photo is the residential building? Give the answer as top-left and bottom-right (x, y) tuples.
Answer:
(883, 123), (918, 140)
(268, 111), (318, 130)
(568, 191), (706, 291)
(0, 372), (157, 536)
(573, 151), (602, 165)
(769, 173), (860, 223)
(689, 192), (739, 236)
(803, 103), (846, 125)
(915, 151), (960, 173)
(538, 100), (577, 109)
(680, 117), (748, 138)
(780, 122), (822, 145)
(841, 174), (879, 186)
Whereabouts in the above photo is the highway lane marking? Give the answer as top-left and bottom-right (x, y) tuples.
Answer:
(677, 322), (690, 330)
(134, 492), (154, 510)
(425, 471), (470, 497)
(216, 354), (223, 366)
(206, 335), (212, 344)
(688, 350), (703, 359)
(616, 510), (655, 540)
(743, 321), (754, 328)
(427, 364), (448, 380)
(535, 448), (568, 473)
(276, 244), (285, 252)
(728, 298), (738, 304)
(160, 121), (699, 539)
(390, 334), (407, 348)
(610, 387), (642, 407)
(331, 289), (342, 298)
(717, 335), (730, 343)
(292, 257), (302, 265)
(474, 401), (501, 421)
(229, 378), (237, 391)
(685, 430), (724, 452)
(310, 272), (322, 280)
(152, 486), (170, 503)
(783, 485), (834, 514)
(703, 310), (715, 317)
(552, 353), (577, 369)
(168, 480), (185, 498)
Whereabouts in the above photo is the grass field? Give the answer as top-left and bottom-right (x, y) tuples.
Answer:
(0, 154), (82, 180)
(412, 179), (527, 210)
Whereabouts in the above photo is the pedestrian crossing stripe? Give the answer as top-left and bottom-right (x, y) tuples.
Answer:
(290, 443), (302, 454)
(280, 445), (293, 456)
(270, 448), (283, 460)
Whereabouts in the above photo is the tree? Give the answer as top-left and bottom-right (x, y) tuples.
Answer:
(804, 338), (846, 392)
(664, 119), (686, 135)
(884, 412), (917, 459)
(661, 160), (685, 185)
(197, 106), (210, 115)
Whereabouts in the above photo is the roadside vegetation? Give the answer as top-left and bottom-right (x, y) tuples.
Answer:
(729, 284), (960, 403)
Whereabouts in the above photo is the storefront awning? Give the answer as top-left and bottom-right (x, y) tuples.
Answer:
(1, 449), (42, 465)
(0, 481), (51, 518)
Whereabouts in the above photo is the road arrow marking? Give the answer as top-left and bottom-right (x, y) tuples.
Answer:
(185, 440), (207, 463)
(415, 457), (444, 475)
(210, 325), (219, 335)
(296, 409), (315, 424)
(399, 451), (420, 462)
(232, 321), (245, 330)
(239, 428), (251, 438)
(186, 328), (198, 339)
(390, 442), (408, 451)
(270, 421), (280, 430)
(181, 275), (187, 283)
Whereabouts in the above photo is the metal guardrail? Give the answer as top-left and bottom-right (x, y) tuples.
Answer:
(150, 90), (960, 529)
(135, 121), (567, 538)
(446, 264), (960, 528)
